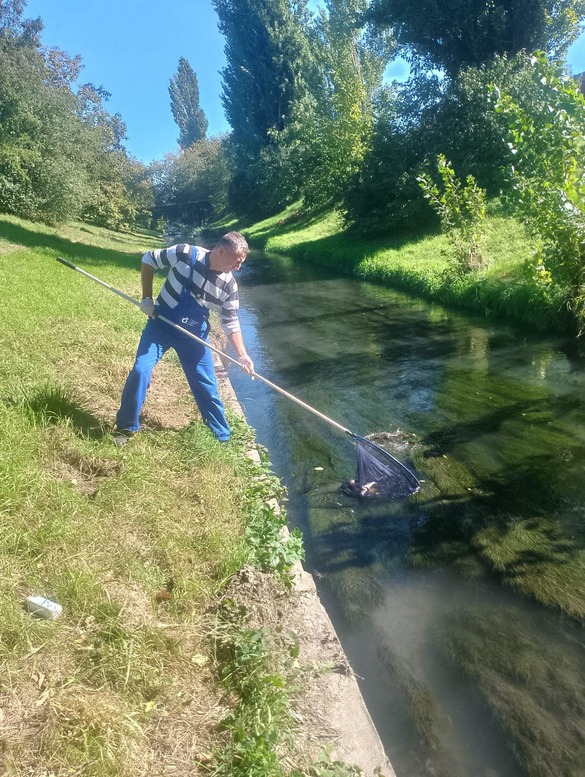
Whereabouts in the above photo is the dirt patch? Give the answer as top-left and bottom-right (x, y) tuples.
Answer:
(69, 324), (231, 434)
(139, 359), (199, 431)
(143, 688), (228, 776)
(0, 241), (26, 255)
(45, 432), (123, 496)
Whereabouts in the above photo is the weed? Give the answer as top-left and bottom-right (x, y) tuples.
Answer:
(245, 502), (304, 586)
(230, 423), (305, 586)
(292, 750), (370, 775)
(212, 601), (294, 777)
(418, 155), (487, 273)
(212, 599), (365, 777)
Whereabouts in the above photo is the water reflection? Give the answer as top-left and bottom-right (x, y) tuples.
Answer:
(229, 250), (585, 777)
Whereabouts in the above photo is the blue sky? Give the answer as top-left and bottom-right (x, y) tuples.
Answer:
(24, 0), (585, 165)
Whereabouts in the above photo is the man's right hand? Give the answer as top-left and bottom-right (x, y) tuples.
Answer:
(237, 354), (255, 375)
(139, 297), (155, 317)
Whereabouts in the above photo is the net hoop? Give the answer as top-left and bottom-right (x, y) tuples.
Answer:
(341, 433), (421, 500)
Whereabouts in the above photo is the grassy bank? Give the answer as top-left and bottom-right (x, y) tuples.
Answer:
(0, 215), (358, 776)
(214, 203), (572, 334)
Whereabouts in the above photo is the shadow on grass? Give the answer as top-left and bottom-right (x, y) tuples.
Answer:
(0, 218), (159, 272)
(276, 226), (439, 271)
(8, 386), (107, 440)
(242, 206), (337, 248)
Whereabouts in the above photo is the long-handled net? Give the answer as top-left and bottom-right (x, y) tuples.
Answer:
(341, 435), (420, 499)
(56, 256), (421, 501)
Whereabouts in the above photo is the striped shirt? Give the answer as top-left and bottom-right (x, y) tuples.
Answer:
(142, 243), (241, 335)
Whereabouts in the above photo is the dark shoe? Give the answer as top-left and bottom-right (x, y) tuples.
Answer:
(113, 430), (133, 448)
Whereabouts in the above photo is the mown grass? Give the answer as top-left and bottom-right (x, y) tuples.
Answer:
(212, 202), (572, 333)
(0, 215), (306, 775)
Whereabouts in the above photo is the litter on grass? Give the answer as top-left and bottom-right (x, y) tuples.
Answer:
(25, 595), (63, 620)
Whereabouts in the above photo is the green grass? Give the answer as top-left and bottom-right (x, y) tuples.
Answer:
(0, 214), (306, 775)
(215, 203), (572, 333)
(212, 605), (295, 777)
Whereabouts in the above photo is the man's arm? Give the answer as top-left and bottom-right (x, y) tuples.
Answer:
(141, 261), (156, 299)
(228, 330), (254, 375)
(137, 260), (157, 316)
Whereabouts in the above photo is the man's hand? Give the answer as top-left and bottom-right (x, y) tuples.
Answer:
(139, 297), (155, 317)
(238, 354), (255, 375)
(228, 331), (254, 375)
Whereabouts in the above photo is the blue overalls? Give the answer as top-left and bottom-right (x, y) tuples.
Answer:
(115, 250), (231, 441)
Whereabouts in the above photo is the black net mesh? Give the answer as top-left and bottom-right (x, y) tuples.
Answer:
(341, 437), (420, 500)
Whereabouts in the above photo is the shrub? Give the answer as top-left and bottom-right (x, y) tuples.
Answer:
(418, 154), (487, 272)
(494, 53), (585, 330)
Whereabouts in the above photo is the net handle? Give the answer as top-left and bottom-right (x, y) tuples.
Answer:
(56, 256), (352, 432)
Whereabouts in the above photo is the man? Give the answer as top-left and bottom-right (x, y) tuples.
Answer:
(113, 231), (254, 447)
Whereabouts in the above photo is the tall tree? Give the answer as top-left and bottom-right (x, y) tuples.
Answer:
(150, 137), (230, 228)
(169, 57), (208, 149)
(77, 83), (126, 149)
(0, 1), (152, 227)
(0, 0), (42, 45)
(213, 0), (313, 154)
(294, 0), (392, 206)
(212, 0), (315, 213)
(365, 0), (585, 75)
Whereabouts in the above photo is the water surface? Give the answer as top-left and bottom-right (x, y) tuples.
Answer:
(228, 250), (585, 777)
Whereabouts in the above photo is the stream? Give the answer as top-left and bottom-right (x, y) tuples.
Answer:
(227, 249), (585, 777)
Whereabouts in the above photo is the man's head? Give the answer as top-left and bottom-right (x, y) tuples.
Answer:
(209, 231), (249, 273)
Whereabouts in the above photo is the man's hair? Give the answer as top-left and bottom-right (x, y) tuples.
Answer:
(217, 231), (249, 257)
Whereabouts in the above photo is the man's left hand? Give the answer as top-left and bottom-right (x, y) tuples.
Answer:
(139, 297), (155, 317)
(238, 355), (255, 375)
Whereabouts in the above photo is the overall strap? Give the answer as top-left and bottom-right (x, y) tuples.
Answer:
(188, 244), (197, 285)
(187, 245), (210, 336)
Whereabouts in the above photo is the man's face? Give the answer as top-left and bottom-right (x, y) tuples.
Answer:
(217, 246), (247, 273)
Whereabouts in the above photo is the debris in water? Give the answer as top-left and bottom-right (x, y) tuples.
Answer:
(340, 479), (381, 498)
